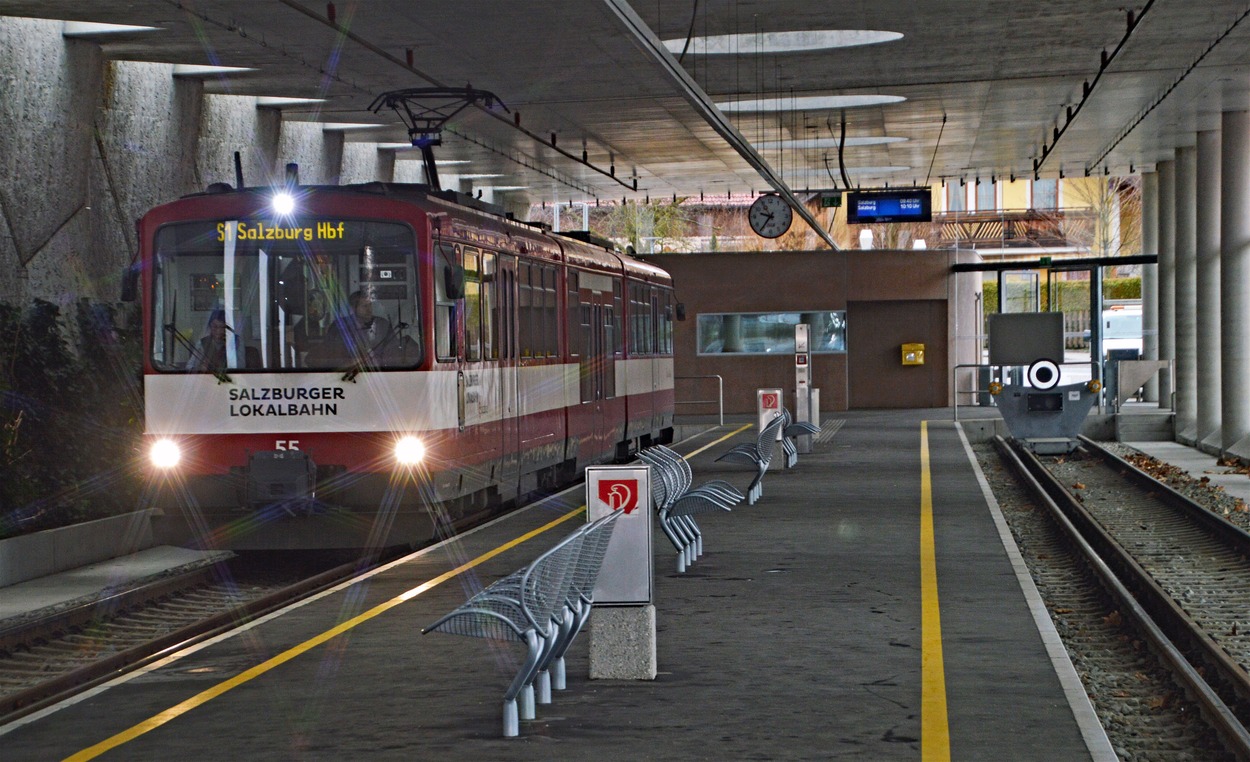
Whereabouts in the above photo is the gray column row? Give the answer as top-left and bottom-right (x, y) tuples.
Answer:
(1195, 129), (1221, 449)
(1222, 111), (1250, 455)
(1147, 111), (1250, 457)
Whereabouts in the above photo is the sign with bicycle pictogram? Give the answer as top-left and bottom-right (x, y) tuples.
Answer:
(757, 388), (784, 447)
(587, 465), (652, 604)
(597, 478), (641, 514)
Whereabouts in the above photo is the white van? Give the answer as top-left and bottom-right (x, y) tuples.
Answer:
(1081, 306), (1142, 354)
(1101, 307), (1142, 353)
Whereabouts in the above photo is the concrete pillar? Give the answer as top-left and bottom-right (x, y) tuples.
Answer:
(1141, 172), (1160, 402)
(1157, 159), (1176, 409)
(1221, 111), (1250, 455)
(1174, 146), (1197, 440)
(1196, 129), (1222, 451)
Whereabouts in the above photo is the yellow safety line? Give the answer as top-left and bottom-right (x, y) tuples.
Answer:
(920, 421), (951, 760)
(64, 508), (584, 761)
(684, 422), (753, 458)
(66, 426), (754, 760)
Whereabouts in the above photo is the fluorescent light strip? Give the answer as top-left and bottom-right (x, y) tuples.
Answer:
(257, 97), (326, 107)
(792, 165), (911, 175)
(63, 21), (160, 37)
(321, 123), (389, 131)
(754, 136), (908, 150)
(173, 64), (254, 77)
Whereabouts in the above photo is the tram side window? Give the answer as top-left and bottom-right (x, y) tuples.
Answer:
(518, 261), (533, 358)
(480, 251), (497, 360)
(655, 287), (665, 354)
(603, 304), (616, 399)
(612, 279), (623, 355)
(434, 244), (460, 361)
(627, 284), (638, 355)
(542, 265), (558, 358)
(579, 303), (594, 401)
(464, 250), (482, 361)
(659, 290), (674, 354)
(630, 284), (652, 355)
(567, 270), (580, 358)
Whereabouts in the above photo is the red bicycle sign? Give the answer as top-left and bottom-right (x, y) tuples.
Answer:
(598, 479), (640, 514)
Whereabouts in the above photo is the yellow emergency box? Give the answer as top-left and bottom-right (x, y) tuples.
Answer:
(901, 343), (925, 366)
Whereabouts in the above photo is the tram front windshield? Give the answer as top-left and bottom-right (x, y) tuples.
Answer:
(150, 219), (420, 372)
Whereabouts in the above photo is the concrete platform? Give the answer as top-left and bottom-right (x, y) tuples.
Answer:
(0, 546), (232, 625)
(1122, 439), (1250, 504)
(0, 410), (1112, 759)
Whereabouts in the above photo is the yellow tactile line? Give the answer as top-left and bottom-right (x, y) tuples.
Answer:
(65, 423), (752, 761)
(920, 421), (951, 760)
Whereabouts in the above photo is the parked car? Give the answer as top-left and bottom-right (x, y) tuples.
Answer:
(1083, 306), (1143, 355)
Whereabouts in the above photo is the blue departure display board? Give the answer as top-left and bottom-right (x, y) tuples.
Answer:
(845, 190), (932, 224)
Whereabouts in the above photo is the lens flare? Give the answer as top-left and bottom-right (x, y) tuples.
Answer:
(395, 436), (425, 465)
(150, 439), (182, 469)
(272, 191), (296, 216)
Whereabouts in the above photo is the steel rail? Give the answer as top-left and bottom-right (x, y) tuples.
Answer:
(1078, 434), (1250, 550)
(993, 435), (1250, 758)
(0, 555), (381, 726)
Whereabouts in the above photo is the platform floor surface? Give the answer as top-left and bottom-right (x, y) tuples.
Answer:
(1, 410), (1103, 760)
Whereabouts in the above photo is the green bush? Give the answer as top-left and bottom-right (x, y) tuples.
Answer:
(0, 299), (143, 539)
(981, 276), (1140, 319)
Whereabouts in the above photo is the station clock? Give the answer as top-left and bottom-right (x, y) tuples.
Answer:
(747, 193), (793, 238)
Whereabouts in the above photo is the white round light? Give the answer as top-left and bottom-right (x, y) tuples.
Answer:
(395, 436), (425, 465)
(272, 191), (295, 216)
(1027, 359), (1062, 390)
(150, 439), (181, 469)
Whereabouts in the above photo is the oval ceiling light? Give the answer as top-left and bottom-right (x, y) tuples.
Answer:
(754, 136), (909, 150)
(662, 29), (902, 55)
(717, 94), (905, 113)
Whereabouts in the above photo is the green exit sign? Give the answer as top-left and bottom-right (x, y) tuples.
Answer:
(1039, 256), (1053, 266)
(820, 193), (842, 208)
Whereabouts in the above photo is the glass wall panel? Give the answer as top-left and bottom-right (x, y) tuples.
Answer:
(697, 311), (846, 355)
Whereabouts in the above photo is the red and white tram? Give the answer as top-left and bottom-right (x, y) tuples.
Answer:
(135, 182), (675, 549)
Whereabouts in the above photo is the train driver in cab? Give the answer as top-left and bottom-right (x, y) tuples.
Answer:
(318, 290), (395, 364)
(188, 309), (241, 372)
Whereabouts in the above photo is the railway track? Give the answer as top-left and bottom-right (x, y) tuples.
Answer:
(0, 553), (381, 725)
(994, 434), (1250, 759)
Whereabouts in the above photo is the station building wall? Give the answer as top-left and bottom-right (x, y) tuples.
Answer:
(645, 249), (983, 414)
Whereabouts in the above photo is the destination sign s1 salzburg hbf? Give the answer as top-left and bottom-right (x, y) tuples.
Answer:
(845, 189), (932, 224)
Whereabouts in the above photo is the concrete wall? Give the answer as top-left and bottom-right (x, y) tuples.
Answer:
(0, 16), (401, 307)
(0, 18), (102, 304)
(0, 510), (155, 587)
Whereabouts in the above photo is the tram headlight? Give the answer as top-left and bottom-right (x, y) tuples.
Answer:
(271, 191), (296, 216)
(150, 438), (182, 469)
(395, 436), (425, 466)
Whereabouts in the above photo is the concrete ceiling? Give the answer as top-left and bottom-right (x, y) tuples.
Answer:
(3, 0), (1249, 208)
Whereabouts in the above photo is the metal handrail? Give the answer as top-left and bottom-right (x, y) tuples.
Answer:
(675, 374), (723, 426)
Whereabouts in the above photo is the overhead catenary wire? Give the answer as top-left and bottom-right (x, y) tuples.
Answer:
(1090, 2), (1250, 172)
(925, 113), (947, 187)
(1034, 1), (1156, 177)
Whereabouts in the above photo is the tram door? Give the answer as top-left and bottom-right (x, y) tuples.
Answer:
(495, 255), (521, 499)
